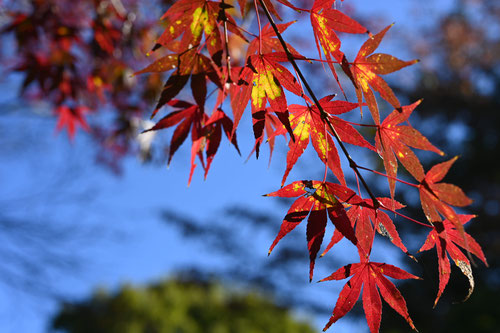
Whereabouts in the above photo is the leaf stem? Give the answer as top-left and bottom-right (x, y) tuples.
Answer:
(380, 204), (433, 228)
(345, 120), (378, 128)
(221, 0), (232, 83)
(257, 0), (380, 208)
(254, 0), (263, 54)
(356, 165), (419, 188)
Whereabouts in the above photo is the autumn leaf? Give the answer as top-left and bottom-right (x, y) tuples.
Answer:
(419, 214), (487, 307)
(55, 105), (90, 140)
(320, 260), (420, 333)
(248, 110), (286, 165)
(419, 157), (473, 242)
(265, 180), (358, 281)
(375, 100), (444, 199)
(351, 24), (418, 124)
(230, 53), (304, 152)
(246, 22), (302, 58)
(143, 100), (238, 185)
(321, 197), (411, 260)
(277, 95), (374, 186)
(153, 0), (224, 57)
(203, 108), (241, 177)
(281, 102), (345, 186)
(310, 0), (368, 96)
(136, 49), (221, 118)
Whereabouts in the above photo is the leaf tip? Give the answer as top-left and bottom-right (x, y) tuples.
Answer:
(432, 298), (439, 309)
(406, 252), (418, 263)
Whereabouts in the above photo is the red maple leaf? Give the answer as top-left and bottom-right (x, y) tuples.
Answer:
(230, 52), (304, 153)
(55, 105), (90, 140)
(275, 95), (374, 186)
(418, 214), (488, 307)
(153, 0), (227, 57)
(320, 259), (420, 333)
(321, 197), (411, 260)
(351, 24), (418, 124)
(143, 100), (238, 184)
(135, 49), (221, 118)
(310, 0), (368, 96)
(419, 156), (473, 243)
(246, 22), (302, 58)
(375, 100), (444, 199)
(265, 180), (358, 281)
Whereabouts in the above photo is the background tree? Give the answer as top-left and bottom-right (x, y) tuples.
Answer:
(51, 276), (317, 333)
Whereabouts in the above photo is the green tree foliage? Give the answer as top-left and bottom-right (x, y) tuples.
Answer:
(51, 278), (317, 333)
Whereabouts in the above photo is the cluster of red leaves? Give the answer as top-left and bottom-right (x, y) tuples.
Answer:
(131, 1), (487, 331)
(1, 0), (169, 170)
(3, 0), (487, 332)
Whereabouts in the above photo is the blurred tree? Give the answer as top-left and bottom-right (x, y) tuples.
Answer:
(51, 276), (317, 333)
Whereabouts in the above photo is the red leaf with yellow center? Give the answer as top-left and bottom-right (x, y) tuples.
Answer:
(351, 24), (418, 124)
(265, 180), (358, 281)
(153, 0), (244, 58)
(230, 53), (304, 153)
(310, 0), (368, 96)
(278, 95), (374, 186)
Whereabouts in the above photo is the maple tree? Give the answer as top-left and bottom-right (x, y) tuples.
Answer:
(0, 0), (489, 332)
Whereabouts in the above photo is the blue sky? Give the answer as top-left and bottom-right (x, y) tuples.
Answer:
(0, 1), (458, 332)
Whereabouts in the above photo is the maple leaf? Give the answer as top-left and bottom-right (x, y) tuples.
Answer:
(153, 0), (223, 57)
(55, 105), (90, 140)
(135, 49), (221, 118)
(418, 157), (473, 243)
(375, 100), (444, 199)
(247, 111), (286, 166)
(276, 95), (374, 186)
(265, 180), (358, 281)
(153, 0), (246, 57)
(246, 22), (302, 58)
(203, 108), (241, 178)
(321, 197), (411, 260)
(320, 260), (420, 333)
(309, 0), (368, 96)
(143, 100), (238, 184)
(419, 214), (487, 307)
(230, 53), (304, 152)
(256, 0), (300, 21)
(350, 24), (418, 124)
